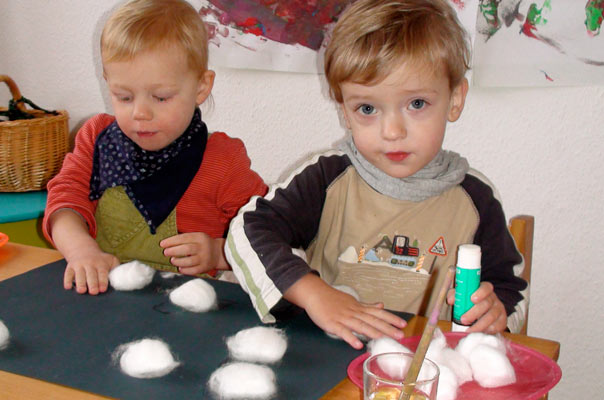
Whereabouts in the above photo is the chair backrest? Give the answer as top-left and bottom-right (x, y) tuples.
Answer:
(508, 214), (534, 334)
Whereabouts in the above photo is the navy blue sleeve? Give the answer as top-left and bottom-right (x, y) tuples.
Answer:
(243, 153), (352, 294)
(461, 175), (528, 316)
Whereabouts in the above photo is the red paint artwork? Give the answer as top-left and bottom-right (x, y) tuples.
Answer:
(202, 0), (352, 50)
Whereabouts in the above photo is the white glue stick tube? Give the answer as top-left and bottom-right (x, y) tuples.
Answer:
(452, 244), (481, 332)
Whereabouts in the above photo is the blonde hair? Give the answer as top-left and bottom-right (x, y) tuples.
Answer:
(101, 0), (208, 75)
(325, 0), (471, 103)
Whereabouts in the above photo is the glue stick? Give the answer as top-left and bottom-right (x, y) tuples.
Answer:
(452, 244), (481, 332)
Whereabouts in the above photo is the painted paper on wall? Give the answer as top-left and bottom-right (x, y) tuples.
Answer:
(200, 0), (478, 73)
(472, 0), (604, 86)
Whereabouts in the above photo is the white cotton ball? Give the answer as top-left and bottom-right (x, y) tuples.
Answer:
(417, 360), (439, 384)
(226, 326), (287, 364)
(425, 328), (447, 366)
(430, 328), (447, 352)
(0, 319), (10, 350)
(439, 347), (473, 385)
(469, 343), (516, 388)
(368, 337), (412, 356)
(208, 362), (276, 399)
(455, 332), (506, 361)
(169, 279), (217, 312)
(160, 271), (177, 279)
(114, 338), (180, 378)
(367, 338), (414, 381)
(109, 260), (155, 291)
(435, 364), (459, 400)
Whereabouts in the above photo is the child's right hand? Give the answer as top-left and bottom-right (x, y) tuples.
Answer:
(49, 209), (120, 295)
(63, 248), (120, 295)
(285, 274), (407, 349)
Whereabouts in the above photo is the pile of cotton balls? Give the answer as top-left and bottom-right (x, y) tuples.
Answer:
(104, 260), (290, 399)
(208, 326), (288, 399)
(110, 262), (219, 379)
(368, 329), (516, 400)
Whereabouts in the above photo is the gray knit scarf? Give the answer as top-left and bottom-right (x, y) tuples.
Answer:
(339, 137), (469, 202)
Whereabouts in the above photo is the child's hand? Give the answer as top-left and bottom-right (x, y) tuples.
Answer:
(64, 249), (120, 295)
(49, 209), (120, 295)
(285, 274), (406, 349)
(160, 233), (228, 275)
(447, 281), (507, 333)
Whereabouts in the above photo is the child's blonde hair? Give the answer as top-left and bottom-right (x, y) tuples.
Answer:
(101, 0), (208, 76)
(325, 0), (471, 103)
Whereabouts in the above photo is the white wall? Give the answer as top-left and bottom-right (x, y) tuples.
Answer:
(1, 2), (603, 398)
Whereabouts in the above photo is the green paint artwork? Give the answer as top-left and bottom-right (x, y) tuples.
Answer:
(473, 0), (604, 86)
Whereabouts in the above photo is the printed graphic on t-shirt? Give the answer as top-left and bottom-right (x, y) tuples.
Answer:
(338, 233), (425, 273)
(338, 232), (450, 276)
(429, 236), (448, 256)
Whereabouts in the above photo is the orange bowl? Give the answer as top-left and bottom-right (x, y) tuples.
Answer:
(0, 232), (8, 247)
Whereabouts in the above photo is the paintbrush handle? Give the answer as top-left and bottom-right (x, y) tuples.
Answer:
(399, 266), (456, 400)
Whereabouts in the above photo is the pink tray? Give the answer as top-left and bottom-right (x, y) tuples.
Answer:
(347, 332), (561, 400)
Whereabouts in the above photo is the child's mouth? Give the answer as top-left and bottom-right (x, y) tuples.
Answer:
(137, 131), (157, 138)
(386, 152), (409, 162)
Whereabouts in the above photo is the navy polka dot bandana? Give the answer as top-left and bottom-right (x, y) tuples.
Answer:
(89, 108), (207, 234)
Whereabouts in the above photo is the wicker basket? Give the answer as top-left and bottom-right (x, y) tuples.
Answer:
(0, 75), (69, 192)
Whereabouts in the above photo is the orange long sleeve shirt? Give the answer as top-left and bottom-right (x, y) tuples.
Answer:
(43, 113), (267, 243)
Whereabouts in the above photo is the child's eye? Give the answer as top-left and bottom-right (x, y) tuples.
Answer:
(113, 94), (132, 102)
(154, 96), (170, 102)
(408, 99), (426, 110)
(357, 104), (376, 115)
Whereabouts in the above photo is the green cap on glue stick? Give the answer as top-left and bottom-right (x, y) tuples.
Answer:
(452, 244), (481, 332)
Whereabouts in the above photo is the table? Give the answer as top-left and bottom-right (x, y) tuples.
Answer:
(0, 243), (561, 400)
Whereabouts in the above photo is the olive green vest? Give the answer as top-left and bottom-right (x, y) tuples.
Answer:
(94, 186), (179, 273)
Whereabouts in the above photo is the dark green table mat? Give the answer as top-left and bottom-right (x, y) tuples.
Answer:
(0, 260), (411, 399)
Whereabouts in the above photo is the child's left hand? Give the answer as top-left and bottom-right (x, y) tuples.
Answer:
(160, 233), (228, 275)
(447, 281), (507, 334)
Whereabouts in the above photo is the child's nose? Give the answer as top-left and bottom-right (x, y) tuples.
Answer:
(382, 113), (406, 140)
(132, 100), (152, 121)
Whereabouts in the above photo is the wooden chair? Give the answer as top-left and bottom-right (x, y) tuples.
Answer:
(508, 215), (534, 335)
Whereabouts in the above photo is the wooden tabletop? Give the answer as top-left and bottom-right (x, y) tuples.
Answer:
(0, 243), (560, 400)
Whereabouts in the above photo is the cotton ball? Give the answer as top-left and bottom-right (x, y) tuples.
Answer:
(368, 337), (412, 356)
(469, 343), (516, 388)
(208, 362), (276, 399)
(367, 337), (414, 381)
(226, 326), (287, 364)
(109, 260), (155, 291)
(455, 332), (506, 361)
(425, 328), (447, 366)
(160, 271), (177, 279)
(169, 278), (217, 312)
(430, 328), (447, 351)
(439, 347), (472, 385)
(0, 319), (9, 350)
(435, 364), (459, 400)
(114, 338), (180, 378)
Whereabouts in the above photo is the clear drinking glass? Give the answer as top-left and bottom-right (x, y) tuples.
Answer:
(363, 352), (439, 400)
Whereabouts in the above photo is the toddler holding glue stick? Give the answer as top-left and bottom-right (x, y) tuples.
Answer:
(225, 0), (527, 349)
(43, 0), (267, 295)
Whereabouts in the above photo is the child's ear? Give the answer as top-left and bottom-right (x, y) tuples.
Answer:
(196, 70), (215, 105)
(447, 77), (468, 122)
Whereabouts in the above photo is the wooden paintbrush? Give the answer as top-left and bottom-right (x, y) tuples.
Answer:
(399, 265), (456, 400)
